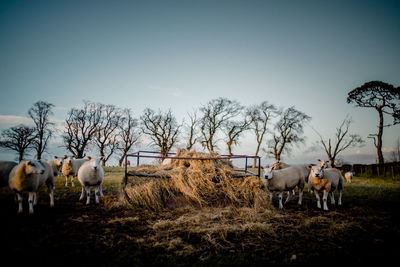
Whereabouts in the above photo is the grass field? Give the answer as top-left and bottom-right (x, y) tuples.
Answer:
(1, 167), (399, 266)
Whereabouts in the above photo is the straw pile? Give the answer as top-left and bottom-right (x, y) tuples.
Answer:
(122, 149), (270, 210)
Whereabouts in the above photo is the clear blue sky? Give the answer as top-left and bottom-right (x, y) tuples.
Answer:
(0, 0), (399, 165)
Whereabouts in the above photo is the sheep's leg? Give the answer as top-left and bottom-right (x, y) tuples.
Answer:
(65, 175), (69, 187)
(330, 192), (335, 205)
(79, 187), (85, 201)
(278, 192), (283, 209)
(16, 193), (23, 214)
(95, 186), (100, 204)
(322, 190), (329, 211)
(49, 188), (55, 208)
(28, 192), (34, 214)
(338, 190), (342, 206)
(85, 186), (90, 205)
(285, 191), (291, 203)
(71, 175), (75, 187)
(298, 188), (303, 205)
(33, 192), (38, 206)
(99, 185), (104, 197)
(314, 191), (321, 209)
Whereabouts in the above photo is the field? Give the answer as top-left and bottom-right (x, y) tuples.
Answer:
(1, 167), (399, 266)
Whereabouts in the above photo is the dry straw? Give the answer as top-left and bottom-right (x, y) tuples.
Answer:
(122, 149), (270, 210)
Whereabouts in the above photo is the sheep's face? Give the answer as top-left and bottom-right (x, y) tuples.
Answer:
(263, 167), (273, 180)
(25, 160), (45, 175)
(318, 159), (329, 169)
(54, 156), (63, 168)
(310, 165), (324, 179)
(89, 158), (102, 171)
(62, 157), (73, 174)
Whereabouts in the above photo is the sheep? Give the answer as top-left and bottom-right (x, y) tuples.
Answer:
(62, 156), (89, 187)
(308, 164), (344, 211)
(77, 157), (104, 205)
(0, 161), (18, 187)
(344, 171), (354, 183)
(263, 166), (305, 209)
(47, 156), (63, 177)
(270, 160), (312, 200)
(8, 160), (55, 214)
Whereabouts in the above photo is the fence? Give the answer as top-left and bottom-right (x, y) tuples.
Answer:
(123, 151), (261, 186)
(338, 162), (400, 177)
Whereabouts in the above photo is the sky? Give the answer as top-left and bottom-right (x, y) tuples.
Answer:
(0, 0), (399, 166)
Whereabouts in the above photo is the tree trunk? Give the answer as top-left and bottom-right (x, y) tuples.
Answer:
(377, 109), (385, 164)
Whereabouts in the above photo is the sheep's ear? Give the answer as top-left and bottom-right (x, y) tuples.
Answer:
(87, 156), (92, 160)
(307, 164), (312, 169)
(27, 161), (33, 166)
(63, 155), (68, 159)
(317, 159), (321, 162)
(54, 156), (58, 159)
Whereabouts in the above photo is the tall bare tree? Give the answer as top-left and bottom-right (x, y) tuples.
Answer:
(267, 106), (311, 160)
(184, 109), (199, 150)
(225, 116), (251, 156)
(28, 101), (55, 160)
(199, 97), (242, 153)
(117, 108), (140, 167)
(140, 108), (180, 159)
(313, 116), (364, 167)
(247, 101), (277, 167)
(0, 125), (36, 162)
(63, 101), (102, 158)
(94, 104), (123, 166)
(347, 81), (400, 164)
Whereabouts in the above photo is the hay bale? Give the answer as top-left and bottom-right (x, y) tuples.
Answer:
(122, 149), (269, 210)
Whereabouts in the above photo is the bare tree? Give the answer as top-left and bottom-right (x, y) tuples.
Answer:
(184, 109), (199, 150)
(225, 116), (251, 156)
(117, 108), (140, 167)
(313, 116), (364, 167)
(0, 125), (36, 162)
(199, 97), (242, 153)
(140, 108), (180, 159)
(28, 101), (55, 160)
(63, 101), (102, 158)
(247, 101), (277, 167)
(347, 81), (400, 164)
(267, 106), (311, 160)
(93, 104), (123, 166)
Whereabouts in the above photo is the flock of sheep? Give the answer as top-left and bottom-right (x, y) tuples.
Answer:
(263, 159), (353, 210)
(0, 154), (354, 214)
(0, 156), (104, 214)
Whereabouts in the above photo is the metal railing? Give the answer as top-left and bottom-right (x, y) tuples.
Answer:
(123, 151), (261, 186)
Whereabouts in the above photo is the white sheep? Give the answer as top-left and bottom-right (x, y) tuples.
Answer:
(263, 166), (305, 209)
(62, 156), (89, 187)
(8, 160), (55, 214)
(344, 171), (354, 183)
(77, 157), (104, 205)
(0, 161), (18, 188)
(308, 164), (344, 211)
(47, 156), (63, 177)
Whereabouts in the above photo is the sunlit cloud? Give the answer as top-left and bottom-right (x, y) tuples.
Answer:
(0, 115), (33, 127)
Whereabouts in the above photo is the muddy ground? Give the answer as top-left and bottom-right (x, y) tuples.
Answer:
(1, 176), (399, 267)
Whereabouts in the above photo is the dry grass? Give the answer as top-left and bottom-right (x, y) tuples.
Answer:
(122, 150), (270, 210)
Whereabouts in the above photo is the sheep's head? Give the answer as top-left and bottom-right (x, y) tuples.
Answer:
(54, 156), (63, 168)
(88, 157), (103, 171)
(62, 156), (73, 175)
(310, 165), (324, 179)
(263, 167), (273, 180)
(25, 160), (45, 175)
(317, 159), (330, 169)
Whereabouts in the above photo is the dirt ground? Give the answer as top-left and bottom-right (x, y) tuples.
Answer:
(1, 176), (399, 267)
